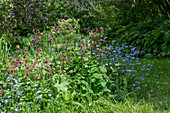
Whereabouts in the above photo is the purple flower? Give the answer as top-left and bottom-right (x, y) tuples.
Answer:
(31, 39), (35, 43)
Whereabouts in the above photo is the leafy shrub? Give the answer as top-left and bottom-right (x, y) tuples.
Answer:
(0, 0), (69, 38)
(114, 18), (170, 56)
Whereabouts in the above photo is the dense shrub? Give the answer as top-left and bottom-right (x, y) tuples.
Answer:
(0, 0), (69, 38)
(114, 18), (170, 56)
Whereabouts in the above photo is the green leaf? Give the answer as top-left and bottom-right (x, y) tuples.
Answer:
(91, 67), (99, 73)
(99, 66), (107, 73)
(92, 73), (103, 79)
(100, 80), (106, 87)
(54, 77), (69, 92)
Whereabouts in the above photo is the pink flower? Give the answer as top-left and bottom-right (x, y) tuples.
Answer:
(92, 41), (94, 44)
(35, 75), (41, 80)
(108, 27), (111, 30)
(8, 56), (12, 61)
(7, 66), (10, 70)
(100, 27), (103, 30)
(70, 57), (73, 61)
(35, 34), (38, 38)
(35, 57), (39, 60)
(105, 46), (108, 50)
(63, 70), (66, 73)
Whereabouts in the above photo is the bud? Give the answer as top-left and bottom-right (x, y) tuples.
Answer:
(7, 66), (10, 70)
(99, 49), (102, 53)
(16, 45), (20, 48)
(63, 61), (66, 64)
(81, 36), (84, 39)
(57, 55), (60, 61)
(36, 57), (39, 60)
(35, 75), (41, 80)
(35, 34), (38, 38)
(70, 57), (73, 61)
(9, 56), (12, 61)
(24, 75), (27, 79)
(63, 70), (66, 73)
(48, 38), (52, 43)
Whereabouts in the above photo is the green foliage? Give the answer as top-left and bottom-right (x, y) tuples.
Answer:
(0, 1), (169, 112)
(0, 0), (69, 38)
(114, 18), (170, 56)
(0, 34), (12, 64)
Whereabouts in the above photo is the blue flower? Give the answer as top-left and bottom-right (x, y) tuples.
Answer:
(18, 103), (22, 106)
(26, 81), (30, 84)
(13, 84), (18, 90)
(142, 85), (147, 87)
(140, 77), (145, 80)
(131, 47), (136, 51)
(3, 85), (7, 88)
(15, 108), (19, 112)
(146, 73), (149, 76)
(33, 83), (38, 87)
(44, 88), (47, 92)
(125, 46), (128, 48)
(36, 91), (41, 95)
(136, 87), (140, 89)
(135, 81), (140, 84)
(4, 99), (8, 104)
(154, 75), (159, 77)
